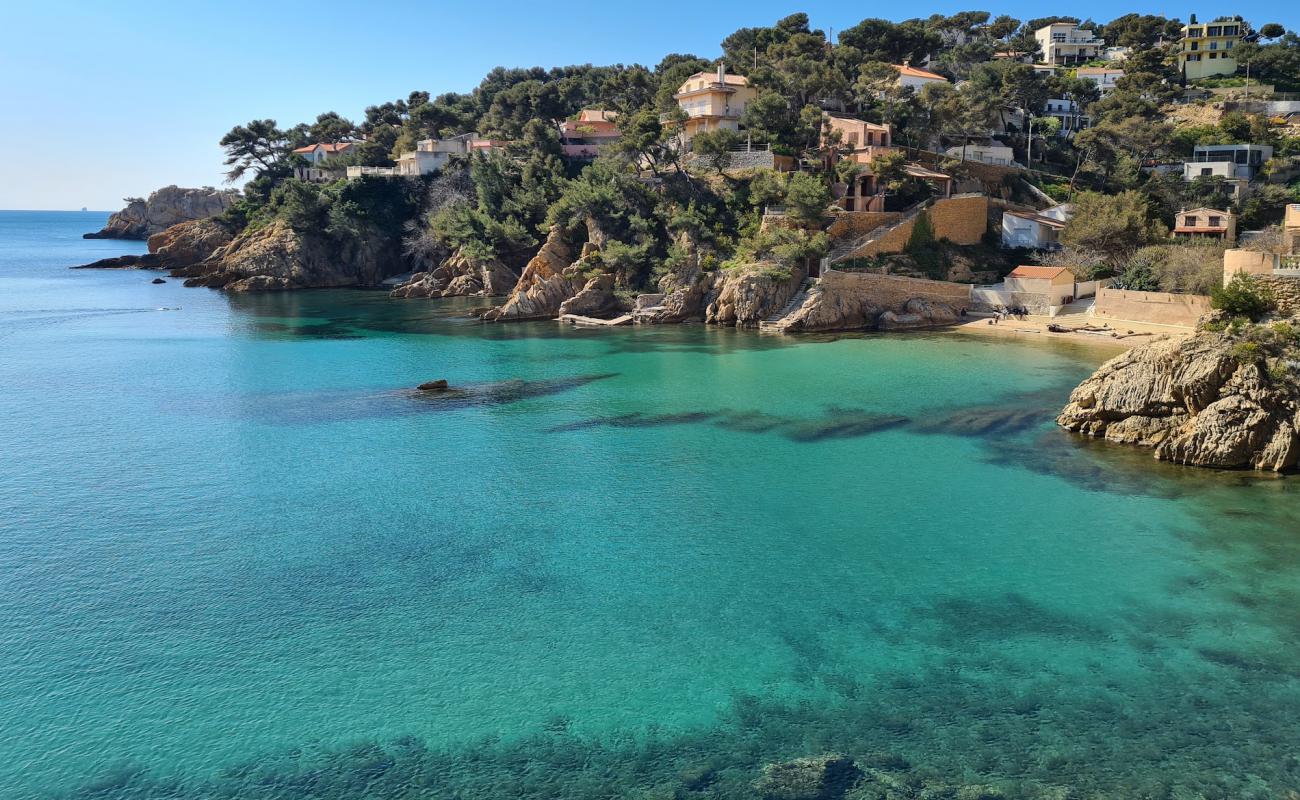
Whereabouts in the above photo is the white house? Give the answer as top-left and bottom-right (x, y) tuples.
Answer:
(1002, 204), (1072, 249)
(1035, 22), (1105, 65)
(894, 63), (949, 92)
(292, 142), (356, 165)
(396, 134), (473, 176)
(1042, 98), (1090, 136)
(1076, 67), (1125, 95)
(945, 142), (1016, 166)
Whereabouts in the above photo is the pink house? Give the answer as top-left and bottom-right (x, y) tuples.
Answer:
(560, 109), (621, 159)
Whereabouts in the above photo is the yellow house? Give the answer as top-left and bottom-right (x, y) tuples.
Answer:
(1178, 15), (1246, 80)
(673, 65), (757, 147)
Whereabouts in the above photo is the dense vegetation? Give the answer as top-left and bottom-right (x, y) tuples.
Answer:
(213, 11), (1300, 294)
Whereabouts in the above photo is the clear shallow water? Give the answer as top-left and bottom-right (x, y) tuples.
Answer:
(2, 211), (1300, 799)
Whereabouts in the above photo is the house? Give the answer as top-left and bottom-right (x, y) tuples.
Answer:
(1005, 265), (1080, 305)
(1042, 98), (1090, 136)
(1034, 22), (1105, 66)
(823, 116), (896, 211)
(560, 109), (621, 159)
(673, 65), (757, 148)
(1102, 46), (1132, 61)
(944, 142), (1016, 166)
(1184, 143), (1274, 184)
(1173, 207), (1237, 242)
(1075, 67), (1124, 95)
(292, 142), (356, 165)
(396, 134), (473, 177)
(1178, 15), (1246, 80)
(894, 63), (949, 92)
(1002, 205), (1072, 249)
(1286, 204), (1300, 254)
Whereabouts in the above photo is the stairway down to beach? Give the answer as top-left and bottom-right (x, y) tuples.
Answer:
(825, 199), (933, 266)
(758, 278), (814, 332)
(1049, 297), (1096, 327)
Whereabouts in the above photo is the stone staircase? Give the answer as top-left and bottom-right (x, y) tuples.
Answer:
(825, 199), (933, 266)
(758, 278), (815, 332)
(1049, 297), (1096, 326)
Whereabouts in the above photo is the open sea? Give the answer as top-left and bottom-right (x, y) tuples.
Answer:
(2, 210), (1300, 799)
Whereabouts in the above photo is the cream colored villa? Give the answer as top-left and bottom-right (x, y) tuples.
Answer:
(673, 65), (757, 148)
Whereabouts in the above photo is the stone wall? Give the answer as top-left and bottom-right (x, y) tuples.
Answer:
(847, 194), (989, 259)
(820, 269), (972, 307)
(1255, 275), (1300, 315)
(1093, 288), (1212, 327)
(826, 211), (900, 240)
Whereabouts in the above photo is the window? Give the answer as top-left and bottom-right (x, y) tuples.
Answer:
(1210, 52), (1218, 59)
(1208, 216), (1222, 227)
(1226, 40), (1234, 49)
(1208, 26), (1222, 36)
(1202, 167), (1213, 176)
(1210, 41), (1218, 50)
(1185, 215), (1197, 226)
(1190, 41), (1199, 50)
(846, 132), (859, 146)
(1224, 26), (1237, 35)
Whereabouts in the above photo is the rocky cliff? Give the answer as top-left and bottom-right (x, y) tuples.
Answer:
(85, 186), (238, 240)
(1058, 324), (1300, 472)
(170, 219), (405, 291)
(770, 270), (966, 333)
(390, 247), (518, 298)
(635, 231), (715, 324)
(705, 263), (807, 328)
(482, 227), (584, 322)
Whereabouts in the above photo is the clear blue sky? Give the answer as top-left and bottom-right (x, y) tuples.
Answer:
(2, 0), (1295, 210)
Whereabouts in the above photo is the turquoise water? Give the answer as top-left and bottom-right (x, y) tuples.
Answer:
(3, 211), (1300, 799)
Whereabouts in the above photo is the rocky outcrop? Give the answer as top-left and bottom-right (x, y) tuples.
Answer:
(85, 186), (238, 239)
(774, 271), (966, 333)
(482, 227), (583, 322)
(635, 231), (715, 324)
(1058, 327), (1300, 472)
(705, 263), (807, 328)
(390, 248), (518, 298)
(753, 755), (861, 800)
(147, 218), (233, 268)
(558, 273), (622, 317)
(169, 218), (404, 291)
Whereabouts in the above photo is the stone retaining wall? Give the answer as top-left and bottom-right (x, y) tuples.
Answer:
(826, 211), (900, 240)
(821, 269), (972, 307)
(846, 195), (989, 259)
(1255, 275), (1300, 315)
(1093, 288), (1211, 327)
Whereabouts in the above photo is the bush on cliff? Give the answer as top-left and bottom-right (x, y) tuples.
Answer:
(1212, 273), (1277, 322)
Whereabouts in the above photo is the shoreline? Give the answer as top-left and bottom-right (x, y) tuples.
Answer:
(950, 314), (1191, 352)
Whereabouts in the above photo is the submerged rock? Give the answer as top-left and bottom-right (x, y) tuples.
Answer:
(753, 754), (860, 800)
(1058, 323), (1300, 471)
(72, 254), (161, 270)
(151, 278), (166, 284)
(85, 185), (238, 239)
(417, 380), (449, 391)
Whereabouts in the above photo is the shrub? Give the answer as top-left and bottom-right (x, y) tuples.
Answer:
(1231, 341), (1263, 363)
(1211, 273), (1277, 322)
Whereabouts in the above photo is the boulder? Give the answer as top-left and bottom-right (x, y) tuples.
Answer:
(753, 755), (861, 800)
(417, 380), (450, 391)
(391, 248), (518, 299)
(1058, 324), (1300, 471)
(706, 263), (807, 328)
(151, 278), (166, 284)
(558, 273), (621, 317)
(147, 218), (233, 268)
(85, 186), (239, 240)
(72, 254), (161, 270)
(637, 230), (715, 324)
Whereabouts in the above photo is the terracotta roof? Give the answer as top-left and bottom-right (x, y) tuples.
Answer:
(1008, 265), (1074, 280)
(1180, 207), (1234, 216)
(1005, 210), (1066, 229)
(894, 64), (948, 81)
(292, 142), (353, 153)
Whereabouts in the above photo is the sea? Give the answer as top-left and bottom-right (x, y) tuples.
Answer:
(2, 209), (1299, 799)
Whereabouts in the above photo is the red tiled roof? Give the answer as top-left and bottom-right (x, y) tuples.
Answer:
(293, 142), (353, 153)
(894, 64), (947, 81)
(1008, 265), (1073, 280)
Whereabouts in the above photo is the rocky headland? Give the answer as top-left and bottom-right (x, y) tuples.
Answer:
(84, 186), (238, 240)
(1058, 319), (1300, 472)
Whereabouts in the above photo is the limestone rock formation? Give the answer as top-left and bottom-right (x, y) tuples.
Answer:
(390, 248), (518, 299)
(877, 298), (962, 330)
(558, 273), (622, 317)
(482, 227), (583, 322)
(170, 218), (405, 291)
(147, 219), (233, 268)
(1058, 327), (1300, 471)
(777, 274), (963, 333)
(705, 263), (806, 328)
(753, 754), (861, 800)
(635, 231), (715, 324)
(85, 186), (238, 239)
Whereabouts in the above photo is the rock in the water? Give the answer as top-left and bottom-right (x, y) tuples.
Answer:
(85, 186), (238, 240)
(753, 754), (861, 800)
(1058, 324), (1300, 471)
(72, 254), (161, 270)
(777, 271), (964, 333)
(391, 248), (518, 299)
(483, 226), (583, 322)
(151, 278), (166, 284)
(148, 218), (234, 268)
(418, 380), (450, 391)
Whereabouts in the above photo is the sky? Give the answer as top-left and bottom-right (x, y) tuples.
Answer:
(1, 0), (1296, 210)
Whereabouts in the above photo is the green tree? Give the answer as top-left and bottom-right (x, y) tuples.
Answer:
(783, 172), (831, 225)
(1212, 273), (1276, 321)
(219, 119), (293, 182)
(1061, 190), (1166, 259)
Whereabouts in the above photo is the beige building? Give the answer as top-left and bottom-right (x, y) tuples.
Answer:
(1286, 204), (1300, 254)
(823, 116), (896, 211)
(1173, 207), (1237, 243)
(1005, 265), (1079, 305)
(1178, 16), (1245, 80)
(673, 65), (757, 147)
(1035, 22), (1104, 66)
